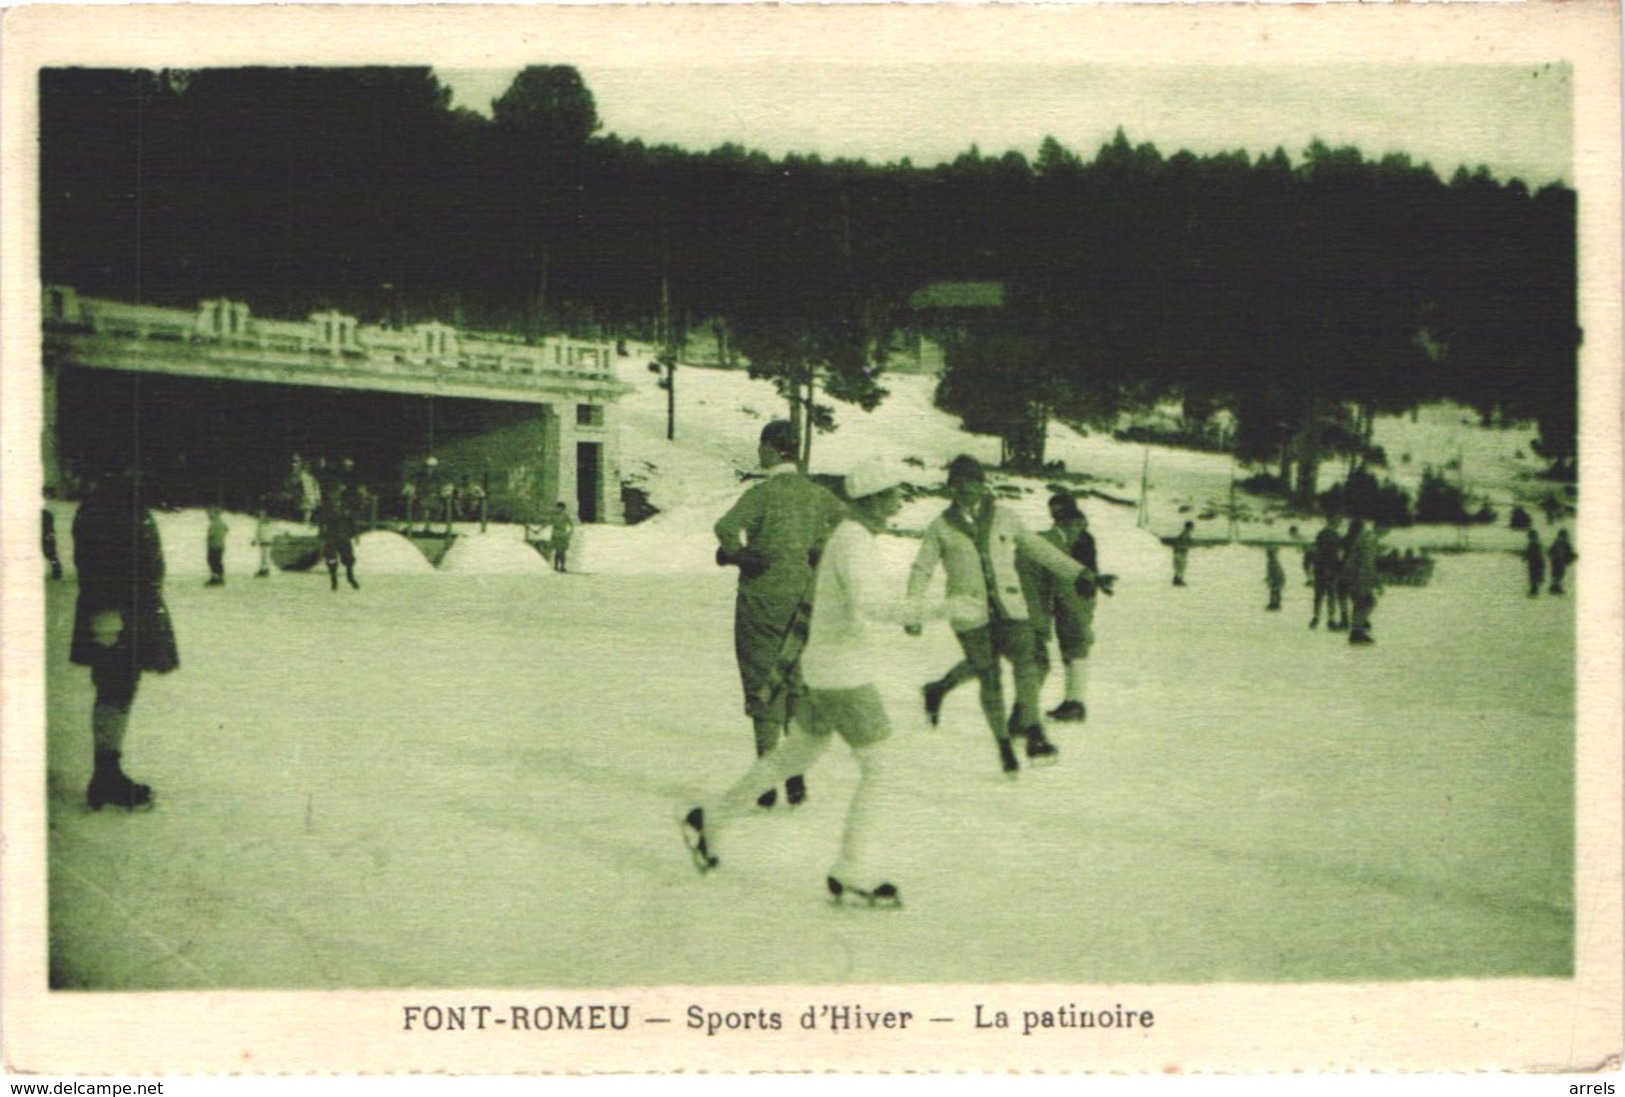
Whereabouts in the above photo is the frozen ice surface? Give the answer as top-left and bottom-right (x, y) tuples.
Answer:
(41, 363), (1578, 990)
(44, 531), (1575, 990)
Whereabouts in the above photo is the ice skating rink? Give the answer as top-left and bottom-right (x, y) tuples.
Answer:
(41, 520), (1577, 990)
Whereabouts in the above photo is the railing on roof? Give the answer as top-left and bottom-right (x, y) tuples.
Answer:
(42, 286), (618, 387)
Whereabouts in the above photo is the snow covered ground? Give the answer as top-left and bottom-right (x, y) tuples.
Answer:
(40, 360), (1580, 991)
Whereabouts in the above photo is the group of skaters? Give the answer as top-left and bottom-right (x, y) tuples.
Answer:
(683, 421), (1113, 908)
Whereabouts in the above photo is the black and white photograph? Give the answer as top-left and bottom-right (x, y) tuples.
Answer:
(2, 1), (1619, 1085)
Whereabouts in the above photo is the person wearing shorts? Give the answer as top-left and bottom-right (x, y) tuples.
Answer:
(1019, 493), (1097, 723)
(684, 461), (970, 905)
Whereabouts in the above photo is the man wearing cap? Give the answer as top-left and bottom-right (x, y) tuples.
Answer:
(685, 461), (970, 905)
(714, 420), (847, 808)
(908, 456), (1110, 775)
(1018, 493), (1100, 723)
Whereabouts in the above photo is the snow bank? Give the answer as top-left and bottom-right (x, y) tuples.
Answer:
(438, 529), (553, 575)
(355, 530), (437, 574)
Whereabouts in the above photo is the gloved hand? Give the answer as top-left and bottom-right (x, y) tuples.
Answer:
(716, 545), (768, 580)
(90, 610), (124, 648)
(1076, 572), (1117, 598)
(903, 624), (923, 638)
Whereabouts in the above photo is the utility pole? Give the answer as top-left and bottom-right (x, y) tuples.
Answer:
(649, 233), (677, 441)
(1137, 446), (1151, 529)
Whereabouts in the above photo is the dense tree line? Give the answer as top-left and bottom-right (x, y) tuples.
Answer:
(39, 66), (1577, 484)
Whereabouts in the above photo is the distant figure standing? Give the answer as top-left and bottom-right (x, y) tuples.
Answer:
(253, 508), (272, 578)
(1170, 521), (1195, 587)
(318, 486), (360, 591)
(70, 467), (179, 811)
(1309, 517), (1344, 630)
(550, 503), (575, 572)
(205, 507), (229, 586)
(1343, 519), (1381, 645)
(1521, 529), (1546, 598)
(1547, 529), (1576, 594)
(1288, 525), (1312, 586)
(295, 458), (322, 526)
(1265, 545), (1285, 611)
(41, 500), (62, 585)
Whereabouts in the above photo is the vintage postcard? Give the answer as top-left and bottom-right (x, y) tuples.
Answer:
(1, 1), (1620, 1086)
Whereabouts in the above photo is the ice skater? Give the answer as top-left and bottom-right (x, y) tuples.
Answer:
(549, 503), (575, 572)
(205, 506), (229, 586)
(253, 508), (273, 578)
(70, 465), (179, 811)
(1309, 516), (1344, 630)
(42, 492), (63, 580)
(1170, 521), (1194, 586)
(1343, 519), (1381, 645)
(318, 486), (360, 591)
(1018, 493), (1103, 723)
(1547, 529), (1576, 594)
(1288, 525), (1312, 586)
(1521, 529), (1545, 598)
(1265, 545), (1285, 611)
(714, 420), (847, 808)
(909, 456), (1109, 775)
(684, 462), (971, 906)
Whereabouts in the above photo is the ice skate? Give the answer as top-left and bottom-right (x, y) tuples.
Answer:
(827, 876), (902, 909)
(1046, 700), (1085, 723)
(922, 681), (946, 727)
(681, 807), (718, 873)
(998, 737), (1020, 777)
(87, 771), (154, 812)
(1349, 630), (1375, 646)
(756, 788), (777, 809)
(785, 775), (807, 806)
(1023, 727), (1060, 765)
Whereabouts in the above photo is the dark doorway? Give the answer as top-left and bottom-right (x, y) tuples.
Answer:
(576, 441), (600, 523)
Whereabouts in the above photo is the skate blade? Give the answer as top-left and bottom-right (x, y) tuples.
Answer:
(679, 816), (718, 874)
(1026, 754), (1061, 768)
(88, 794), (156, 814)
(827, 878), (903, 910)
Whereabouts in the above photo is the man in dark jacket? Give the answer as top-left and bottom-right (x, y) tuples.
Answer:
(715, 420), (846, 807)
(1309, 517), (1344, 630)
(1547, 529), (1577, 594)
(318, 485), (361, 591)
(1343, 519), (1381, 645)
(70, 468), (179, 811)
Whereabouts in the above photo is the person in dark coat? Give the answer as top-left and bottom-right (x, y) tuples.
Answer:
(1309, 516), (1344, 630)
(715, 420), (847, 808)
(1342, 519), (1381, 645)
(69, 468), (179, 810)
(42, 500), (63, 585)
(1170, 521), (1194, 586)
(1521, 529), (1545, 597)
(1547, 529), (1576, 594)
(318, 485), (361, 591)
(1265, 546), (1286, 611)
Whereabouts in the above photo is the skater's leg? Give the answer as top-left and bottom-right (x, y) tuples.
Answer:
(1063, 659), (1087, 707)
(88, 659), (150, 809)
(1000, 621), (1044, 732)
(702, 730), (831, 855)
(831, 740), (895, 890)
